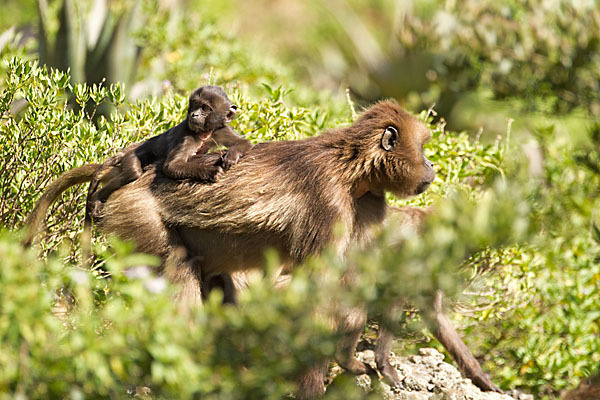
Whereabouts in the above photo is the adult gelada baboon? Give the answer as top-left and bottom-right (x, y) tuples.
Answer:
(96, 100), (493, 396)
(98, 100), (435, 307)
(24, 100), (499, 396)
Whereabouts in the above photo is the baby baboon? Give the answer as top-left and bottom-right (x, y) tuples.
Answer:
(86, 85), (251, 221)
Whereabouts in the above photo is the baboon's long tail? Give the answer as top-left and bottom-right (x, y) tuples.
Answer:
(23, 164), (100, 247)
(432, 291), (502, 393)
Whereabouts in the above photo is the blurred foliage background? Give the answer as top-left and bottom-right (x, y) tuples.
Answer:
(0, 0), (599, 398)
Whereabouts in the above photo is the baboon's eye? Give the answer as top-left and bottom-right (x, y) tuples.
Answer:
(201, 104), (212, 112)
(381, 126), (398, 151)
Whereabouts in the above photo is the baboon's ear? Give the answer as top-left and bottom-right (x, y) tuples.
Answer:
(381, 126), (398, 151)
(226, 105), (238, 122)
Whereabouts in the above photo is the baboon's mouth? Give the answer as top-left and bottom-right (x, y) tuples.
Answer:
(414, 180), (433, 195)
(198, 130), (212, 140)
(189, 121), (203, 130)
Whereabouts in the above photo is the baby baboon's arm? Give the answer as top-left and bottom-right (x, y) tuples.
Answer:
(163, 136), (223, 182)
(211, 126), (253, 169)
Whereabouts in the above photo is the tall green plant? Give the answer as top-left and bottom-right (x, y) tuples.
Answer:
(36, 0), (180, 90)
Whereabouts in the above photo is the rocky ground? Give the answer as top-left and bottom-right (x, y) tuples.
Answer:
(347, 348), (533, 400)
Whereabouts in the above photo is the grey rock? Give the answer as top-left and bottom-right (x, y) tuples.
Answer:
(353, 348), (531, 400)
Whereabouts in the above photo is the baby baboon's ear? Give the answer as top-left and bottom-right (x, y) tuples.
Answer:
(226, 105), (238, 122)
(381, 126), (398, 151)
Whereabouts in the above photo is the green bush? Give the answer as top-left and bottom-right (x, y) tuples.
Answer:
(0, 231), (343, 399)
(461, 127), (600, 397)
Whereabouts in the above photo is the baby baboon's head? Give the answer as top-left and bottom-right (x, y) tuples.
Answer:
(187, 85), (237, 135)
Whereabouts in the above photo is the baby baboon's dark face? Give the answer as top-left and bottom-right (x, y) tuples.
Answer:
(187, 85), (237, 135)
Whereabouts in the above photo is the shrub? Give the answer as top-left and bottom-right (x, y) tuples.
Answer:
(0, 3), (592, 397)
(462, 126), (600, 397)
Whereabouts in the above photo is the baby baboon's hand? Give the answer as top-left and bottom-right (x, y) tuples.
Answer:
(221, 148), (242, 170)
(201, 164), (224, 183)
(187, 154), (224, 182)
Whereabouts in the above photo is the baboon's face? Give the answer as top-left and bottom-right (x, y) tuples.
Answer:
(354, 101), (436, 198)
(187, 85), (237, 135)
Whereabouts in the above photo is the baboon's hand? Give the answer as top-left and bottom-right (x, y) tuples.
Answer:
(221, 148), (242, 170)
(198, 164), (224, 183)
